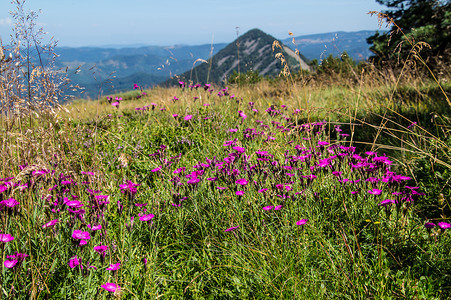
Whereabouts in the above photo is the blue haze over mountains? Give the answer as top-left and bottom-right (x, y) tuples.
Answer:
(56, 30), (378, 98)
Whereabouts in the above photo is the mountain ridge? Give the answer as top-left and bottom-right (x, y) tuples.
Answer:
(54, 30), (379, 98)
(161, 28), (311, 86)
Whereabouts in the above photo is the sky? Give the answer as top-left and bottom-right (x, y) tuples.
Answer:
(0, 0), (387, 47)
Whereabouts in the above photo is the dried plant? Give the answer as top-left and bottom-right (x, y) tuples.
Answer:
(0, 0), (75, 118)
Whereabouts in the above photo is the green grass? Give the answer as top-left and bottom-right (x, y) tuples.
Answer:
(0, 78), (450, 299)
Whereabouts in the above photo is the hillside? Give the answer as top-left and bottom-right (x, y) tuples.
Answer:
(162, 28), (311, 86)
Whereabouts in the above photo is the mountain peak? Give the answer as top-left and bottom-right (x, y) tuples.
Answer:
(165, 28), (310, 85)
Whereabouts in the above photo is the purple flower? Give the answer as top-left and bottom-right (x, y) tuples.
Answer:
(236, 191), (245, 196)
(296, 219), (308, 226)
(424, 222), (436, 229)
(184, 115), (193, 121)
(225, 226), (239, 232)
(0, 233), (14, 242)
(42, 219), (59, 229)
(72, 229), (91, 240)
(101, 283), (120, 292)
(407, 122), (417, 129)
(216, 187), (227, 190)
(274, 205), (283, 210)
(232, 146), (245, 153)
(438, 222), (451, 229)
(262, 205), (274, 211)
(379, 199), (395, 207)
(258, 188), (268, 193)
(106, 262), (121, 271)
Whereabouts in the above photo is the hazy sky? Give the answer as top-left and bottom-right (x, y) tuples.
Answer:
(0, 0), (387, 47)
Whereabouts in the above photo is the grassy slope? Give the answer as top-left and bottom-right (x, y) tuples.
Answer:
(1, 75), (450, 299)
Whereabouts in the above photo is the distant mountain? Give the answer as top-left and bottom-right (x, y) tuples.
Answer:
(56, 43), (227, 98)
(282, 30), (379, 62)
(56, 30), (378, 98)
(162, 28), (311, 86)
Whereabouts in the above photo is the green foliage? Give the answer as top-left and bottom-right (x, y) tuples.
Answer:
(227, 70), (263, 85)
(316, 52), (358, 77)
(368, 0), (451, 64)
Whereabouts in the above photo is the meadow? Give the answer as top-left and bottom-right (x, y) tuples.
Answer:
(1, 51), (451, 299)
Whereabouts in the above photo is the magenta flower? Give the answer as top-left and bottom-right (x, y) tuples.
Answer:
(65, 200), (84, 208)
(42, 219), (59, 229)
(4, 259), (18, 269)
(111, 102), (119, 107)
(232, 146), (245, 153)
(106, 262), (121, 271)
(296, 219), (308, 226)
(68, 256), (81, 269)
(119, 180), (140, 198)
(87, 224), (102, 231)
(236, 191), (245, 196)
(438, 222), (451, 229)
(81, 171), (95, 176)
(368, 189), (382, 195)
(262, 205), (274, 211)
(101, 283), (120, 292)
(4, 252), (28, 269)
(72, 229), (91, 240)
(96, 195), (110, 202)
(225, 226), (239, 232)
(187, 177), (200, 185)
(235, 178), (248, 186)
(184, 115), (193, 121)
(258, 188), (268, 193)
(94, 245), (108, 254)
(0, 233), (14, 242)
(1, 198), (19, 208)
(216, 186), (227, 190)
(151, 166), (162, 172)
(274, 205), (283, 210)
(378, 199), (395, 207)
(139, 213), (155, 222)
